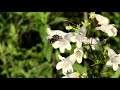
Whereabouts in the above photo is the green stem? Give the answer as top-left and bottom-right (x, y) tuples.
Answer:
(52, 48), (57, 78)
(84, 12), (88, 21)
(89, 44), (96, 60)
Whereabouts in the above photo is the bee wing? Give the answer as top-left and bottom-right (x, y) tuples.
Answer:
(43, 36), (52, 42)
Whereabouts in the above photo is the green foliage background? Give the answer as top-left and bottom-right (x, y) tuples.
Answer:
(0, 12), (120, 78)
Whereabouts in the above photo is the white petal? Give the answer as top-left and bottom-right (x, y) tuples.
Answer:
(79, 26), (87, 36)
(113, 63), (119, 71)
(64, 32), (75, 42)
(95, 24), (117, 37)
(59, 46), (65, 53)
(65, 41), (71, 50)
(58, 55), (65, 61)
(76, 41), (82, 48)
(106, 60), (112, 66)
(68, 73), (75, 78)
(76, 51), (83, 63)
(74, 48), (83, 63)
(62, 67), (68, 75)
(68, 54), (77, 64)
(83, 37), (88, 44)
(95, 37), (100, 43)
(107, 26), (117, 36)
(67, 64), (73, 73)
(62, 75), (68, 78)
(47, 28), (67, 37)
(77, 56), (82, 63)
(117, 54), (120, 64)
(108, 48), (117, 58)
(52, 41), (60, 49)
(59, 39), (69, 53)
(46, 28), (53, 36)
(56, 61), (64, 70)
(51, 30), (67, 37)
(91, 45), (96, 50)
(74, 47), (83, 53)
(95, 14), (109, 25)
(71, 36), (77, 42)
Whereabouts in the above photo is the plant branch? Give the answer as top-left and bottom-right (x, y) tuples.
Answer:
(52, 48), (57, 78)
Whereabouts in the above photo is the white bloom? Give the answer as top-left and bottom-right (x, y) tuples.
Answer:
(45, 28), (74, 53)
(62, 72), (80, 78)
(106, 48), (120, 71)
(46, 28), (67, 37)
(52, 39), (71, 53)
(84, 37), (100, 50)
(56, 54), (76, 75)
(94, 14), (110, 25)
(95, 24), (118, 37)
(71, 26), (87, 48)
(74, 47), (84, 63)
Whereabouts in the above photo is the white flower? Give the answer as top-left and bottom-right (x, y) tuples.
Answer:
(45, 28), (74, 53)
(95, 24), (118, 37)
(46, 28), (67, 38)
(106, 48), (120, 71)
(62, 72), (80, 78)
(52, 39), (71, 53)
(71, 26), (87, 48)
(84, 37), (100, 50)
(74, 47), (84, 63)
(94, 14), (110, 25)
(56, 54), (76, 75)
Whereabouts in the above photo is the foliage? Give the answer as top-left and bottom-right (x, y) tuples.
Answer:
(0, 12), (120, 78)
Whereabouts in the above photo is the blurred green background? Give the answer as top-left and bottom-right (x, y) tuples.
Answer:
(0, 12), (120, 78)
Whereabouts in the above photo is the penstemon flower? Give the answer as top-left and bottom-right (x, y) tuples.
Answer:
(56, 54), (76, 75)
(106, 48), (120, 71)
(62, 72), (80, 78)
(45, 28), (74, 53)
(71, 26), (87, 48)
(94, 13), (110, 25)
(74, 47), (84, 63)
(95, 24), (118, 37)
(84, 37), (100, 50)
(44, 12), (119, 78)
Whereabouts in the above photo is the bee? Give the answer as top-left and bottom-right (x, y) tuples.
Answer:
(50, 35), (62, 44)
(43, 35), (63, 44)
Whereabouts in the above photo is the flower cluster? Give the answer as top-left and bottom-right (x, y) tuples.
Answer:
(45, 12), (119, 78)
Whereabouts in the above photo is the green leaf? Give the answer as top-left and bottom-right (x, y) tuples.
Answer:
(10, 24), (16, 35)
(39, 62), (52, 78)
(26, 12), (34, 18)
(43, 42), (52, 62)
(55, 50), (60, 62)
(39, 24), (48, 40)
(111, 67), (120, 78)
(34, 12), (45, 23)
(44, 12), (51, 23)
(73, 63), (87, 73)
(49, 17), (67, 25)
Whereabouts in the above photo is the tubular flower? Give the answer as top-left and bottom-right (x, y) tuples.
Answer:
(56, 54), (77, 75)
(94, 14), (110, 25)
(45, 28), (74, 53)
(62, 72), (80, 78)
(84, 37), (100, 50)
(71, 26), (87, 48)
(106, 48), (120, 71)
(95, 24), (117, 37)
(74, 47), (84, 63)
